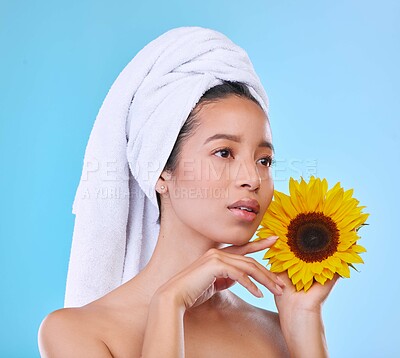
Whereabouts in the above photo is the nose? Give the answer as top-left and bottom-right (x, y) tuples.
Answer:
(234, 161), (261, 191)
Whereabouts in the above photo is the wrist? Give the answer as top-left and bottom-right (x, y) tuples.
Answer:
(279, 310), (327, 358)
(142, 288), (186, 357)
(279, 306), (322, 333)
(151, 288), (187, 314)
(280, 303), (322, 319)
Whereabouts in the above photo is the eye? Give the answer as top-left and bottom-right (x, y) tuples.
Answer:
(257, 156), (274, 167)
(213, 147), (234, 159)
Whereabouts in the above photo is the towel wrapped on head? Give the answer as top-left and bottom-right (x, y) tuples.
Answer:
(65, 26), (269, 308)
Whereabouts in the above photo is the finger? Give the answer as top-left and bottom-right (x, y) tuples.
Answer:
(222, 236), (279, 256)
(214, 276), (237, 291)
(324, 273), (340, 290)
(276, 271), (296, 293)
(230, 253), (286, 289)
(276, 271), (292, 286)
(208, 252), (284, 296)
(213, 261), (264, 298)
(206, 247), (286, 290)
(221, 255), (284, 296)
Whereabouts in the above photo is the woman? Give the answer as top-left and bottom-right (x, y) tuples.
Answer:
(39, 27), (337, 357)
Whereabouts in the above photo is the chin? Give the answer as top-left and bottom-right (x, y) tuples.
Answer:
(225, 229), (256, 246)
(196, 215), (258, 245)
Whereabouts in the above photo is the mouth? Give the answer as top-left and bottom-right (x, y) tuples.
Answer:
(227, 199), (260, 222)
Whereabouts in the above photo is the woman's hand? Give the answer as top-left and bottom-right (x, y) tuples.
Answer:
(142, 238), (284, 357)
(274, 272), (339, 315)
(274, 272), (339, 358)
(153, 236), (286, 310)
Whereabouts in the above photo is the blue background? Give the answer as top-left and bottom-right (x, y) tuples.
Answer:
(1, 0), (399, 356)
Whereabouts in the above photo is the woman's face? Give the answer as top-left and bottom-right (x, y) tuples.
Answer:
(161, 95), (274, 245)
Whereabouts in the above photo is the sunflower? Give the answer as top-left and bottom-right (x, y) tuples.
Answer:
(255, 176), (369, 292)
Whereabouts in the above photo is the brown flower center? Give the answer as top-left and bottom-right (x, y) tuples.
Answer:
(287, 212), (339, 262)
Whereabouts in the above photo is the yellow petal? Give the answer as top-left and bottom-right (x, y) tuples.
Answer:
(270, 263), (285, 272)
(289, 177), (300, 196)
(339, 231), (360, 244)
(315, 273), (328, 285)
(311, 261), (324, 275)
(275, 252), (295, 261)
(267, 256), (279, 265)
(352, 244), (367, 253)
(322, 268), (334, 280)
(275, 191), (299, 219)
(337, 240), (355, 251)
(331, 197), (360, 223)
(282, 257), (300, 270)
(303, 279), (314, 292)
(264, 193), (297, 225)
(321, 178), (328, 195)
(264, 248), (279, 259)
(292, 262), (306, 284)
(289, 179), (307, 213)
(343, 188), (354, 200)
(335, 251), (364, 264)
(339, 212), (369, 231)
(295, 280), (304, 291)
(264, 219), (288, 237)
(325, 181), (342, 201)
(302, 264), (314, 285)
(288, 261), (303, 278)
(256, 229), (276, 239)
(323, 187), (344, 216)
(307, 179), (323, 212)
(336, 261), (351, 278)
(274, 239), (290, 250)
(320, 258), (337, 272)
(328, 256), (342, 269)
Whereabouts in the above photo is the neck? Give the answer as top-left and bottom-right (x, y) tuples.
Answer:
(124, 210), (232, 309)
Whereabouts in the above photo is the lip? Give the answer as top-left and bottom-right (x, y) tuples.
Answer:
(227, 199), (260, 222)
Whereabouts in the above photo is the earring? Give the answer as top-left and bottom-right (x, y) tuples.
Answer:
(158, 185), (167, 194)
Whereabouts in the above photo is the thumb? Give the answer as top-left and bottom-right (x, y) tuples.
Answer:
(221, 236), (279, 256)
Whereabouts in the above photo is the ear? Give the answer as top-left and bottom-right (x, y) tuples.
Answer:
(160, 169), (172, 181)
(155, 170), (172, 193)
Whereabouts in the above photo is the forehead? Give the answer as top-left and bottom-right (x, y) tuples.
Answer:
(194, 96), (271, 139)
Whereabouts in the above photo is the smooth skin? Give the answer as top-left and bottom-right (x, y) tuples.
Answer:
(38, 96), (337, 357)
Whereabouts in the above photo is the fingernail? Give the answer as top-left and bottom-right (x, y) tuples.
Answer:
(267, 235), (279, 241)
(276, 276), (286, 287)
(257, 288), (264, 298)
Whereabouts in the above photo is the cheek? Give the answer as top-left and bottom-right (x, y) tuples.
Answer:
(168, 185), (227, 239)
(169, 177), (227, 212)
(175, 158), (230, 190)
(199, 158), (231, 184)
(260, 178), (274, 213)
(167, 167), (230, 231)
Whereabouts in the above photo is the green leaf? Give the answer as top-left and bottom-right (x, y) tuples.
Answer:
(356, 223), (369, 232)
(348, 263), (360, 272)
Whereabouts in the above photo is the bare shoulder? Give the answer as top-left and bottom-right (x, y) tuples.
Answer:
(38, 279), (152, 357)
(246, 304), (285, 339)
(226, 292), (281, 329)
(229, 295), (289, 357)
(38, 307), (112, 358)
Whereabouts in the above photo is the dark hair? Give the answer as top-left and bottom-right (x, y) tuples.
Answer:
(156, 80), (262, 220)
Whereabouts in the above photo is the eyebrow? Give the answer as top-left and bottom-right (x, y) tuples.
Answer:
(203, 133), (275, 153)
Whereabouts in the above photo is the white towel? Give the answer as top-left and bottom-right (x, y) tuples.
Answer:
(64, 26), (269, 308)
